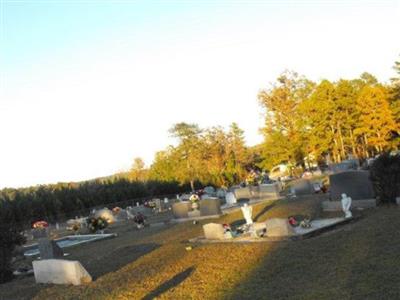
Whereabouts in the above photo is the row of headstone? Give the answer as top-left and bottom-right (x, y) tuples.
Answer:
(172, 198), (222, 219)
(232, 183), (281, 200)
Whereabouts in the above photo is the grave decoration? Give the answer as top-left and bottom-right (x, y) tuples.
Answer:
(86, 216), (108, 233)
(288, 215), (312, 228)
(341, 193), (352, 218)
(133, 212), (146, 229)
(32, 220), (49, 229)
(189, 194), (200, 210)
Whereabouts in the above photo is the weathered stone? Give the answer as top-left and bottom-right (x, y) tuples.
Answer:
(329, 170), (375, 201)
(203, 223), (225, 240)
(33, 259), (92, 285)
(200, 198), (222, 216)
(172, 202), (191, 219)
(265, 218), (295, 237)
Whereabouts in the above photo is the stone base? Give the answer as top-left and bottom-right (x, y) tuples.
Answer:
(33, 259), (92, 285)
(322, 199), (376, 211)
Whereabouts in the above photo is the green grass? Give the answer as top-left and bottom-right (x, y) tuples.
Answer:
(2, 197), (399, 300)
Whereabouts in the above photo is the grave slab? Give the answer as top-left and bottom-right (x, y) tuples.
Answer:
(33, 259), (92, 285)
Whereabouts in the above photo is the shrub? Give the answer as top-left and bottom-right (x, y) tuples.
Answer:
(0, 201), (25, 283)
(370, 153), (400, 204)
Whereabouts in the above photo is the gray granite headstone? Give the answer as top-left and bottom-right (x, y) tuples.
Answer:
(200, 198), (222, 216)
(330, 170), (375, 201)
(233, 187), (252, 200)
(259, 183), (280, 198)
(172, 202), (192, 219)
(291, 179), (314, 196)
(38, 239), (64, 259)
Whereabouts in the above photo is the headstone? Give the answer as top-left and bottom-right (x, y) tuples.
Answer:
(330, 170), (375, 201)
(164, 198), (169, 203)
(216, 188), (227, 199)
(259, 183), (280, 198)
(290, 179), (314, 196)
(200, 198), (222, 216)
(204, 186), (215, 196)
(203, 223), (225, 240)
(225, 192), (237, 205)
(233, 187), (252, 200)
(396, 197), (400, 205)
(172, 202), (191, 218)
(154, 198), (162, 212)
(33, 259), (92, 285)
(38, 239), (64, 259)
(94, 208), (116, 223)
(265, 218), (295, 237)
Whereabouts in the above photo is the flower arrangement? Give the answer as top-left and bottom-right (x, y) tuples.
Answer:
(32, 220), (49, 229)
(86, 216), (108, 233)
(112, 207), (121, 214)
(189, 194), (200, 203)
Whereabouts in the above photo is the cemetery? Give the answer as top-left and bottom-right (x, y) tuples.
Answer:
(1, 158), (400, 300)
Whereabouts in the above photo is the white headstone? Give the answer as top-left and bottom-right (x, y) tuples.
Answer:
(265, 218), (295, 237)
(241, 203), (253, 225)
(33, 259), (92, 285)
(164, 198), (169, 203)
(203, 223), (226, 240)
(225, 192), (237, 205)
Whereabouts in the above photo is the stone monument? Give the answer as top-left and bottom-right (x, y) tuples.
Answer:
(200, 198), (222, 216)
(330, 170), (375, 201)
(225, 192), (237, 205)
(241, 203), (253, 225)
(33, 259), (92, 285)
(341, 193), (352, 218)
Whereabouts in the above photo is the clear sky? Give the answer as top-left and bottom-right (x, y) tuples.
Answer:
(1, 0), (399, 188)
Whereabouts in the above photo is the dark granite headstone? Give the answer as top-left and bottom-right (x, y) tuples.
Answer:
(38, 238), (64, 259)
(200, 198), (222, 216)
(172, 202), (192, 219)
(330, 170), (375, 201)
(291, 179), (314, 196)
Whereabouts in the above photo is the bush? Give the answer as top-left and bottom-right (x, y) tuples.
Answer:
(0, 201), (25, 283)
(370, 153), (400, 204)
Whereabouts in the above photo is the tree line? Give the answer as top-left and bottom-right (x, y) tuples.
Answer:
(0, 179), (188, 226)
(258, 64), (399, 170)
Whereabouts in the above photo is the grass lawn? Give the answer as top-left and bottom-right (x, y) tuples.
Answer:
(1, 197), (399, 300)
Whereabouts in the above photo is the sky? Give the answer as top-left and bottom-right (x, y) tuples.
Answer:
(1, 0), (399, 189)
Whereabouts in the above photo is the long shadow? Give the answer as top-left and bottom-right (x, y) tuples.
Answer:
(253, 202), (277, 222)
(226, 208), (400, 299)
(142, 266), (195, 300)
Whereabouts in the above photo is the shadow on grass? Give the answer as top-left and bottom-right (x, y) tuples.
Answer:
(226, 208), (400, 299)
(142, 266), (195, 300)
(85, 243), (161, 279)
(253, 202), (277, 222)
